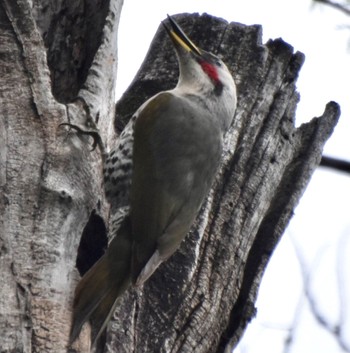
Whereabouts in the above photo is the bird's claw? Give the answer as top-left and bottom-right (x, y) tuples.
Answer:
(59, 123), (105, 153)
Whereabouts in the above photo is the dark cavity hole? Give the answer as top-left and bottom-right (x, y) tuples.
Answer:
(76, 210), (108, 276)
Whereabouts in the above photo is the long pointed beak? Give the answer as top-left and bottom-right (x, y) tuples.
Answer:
(163, 15), (202, 56)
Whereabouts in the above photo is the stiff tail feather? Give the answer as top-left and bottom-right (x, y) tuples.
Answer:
(70, 217), (133, 344)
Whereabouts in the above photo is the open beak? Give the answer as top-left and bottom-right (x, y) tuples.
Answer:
(163, 15), (202, 56)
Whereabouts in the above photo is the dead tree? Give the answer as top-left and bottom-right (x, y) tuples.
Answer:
(0, 1), (340, 352)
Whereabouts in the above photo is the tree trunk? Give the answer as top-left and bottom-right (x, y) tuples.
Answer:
(0, 2), (339, 353)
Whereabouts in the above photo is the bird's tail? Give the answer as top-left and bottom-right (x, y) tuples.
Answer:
(70, 217), (133, 345)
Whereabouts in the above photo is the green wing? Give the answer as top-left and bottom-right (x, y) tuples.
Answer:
(130, 91), (222, 283)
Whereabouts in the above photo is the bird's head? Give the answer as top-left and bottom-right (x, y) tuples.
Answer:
(163, 15), (236, 130)
(163, 16), (235, 96)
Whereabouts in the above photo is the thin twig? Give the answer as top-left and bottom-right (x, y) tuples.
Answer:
(335, 229), (350, 349)
(314, 0), (350, 16)
(292, 235), (350, 352)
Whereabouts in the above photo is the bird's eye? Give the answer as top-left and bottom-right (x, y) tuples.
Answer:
(216, 60), (222, 67)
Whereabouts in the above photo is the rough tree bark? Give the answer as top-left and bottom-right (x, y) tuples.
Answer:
(0, 1), (340, 353)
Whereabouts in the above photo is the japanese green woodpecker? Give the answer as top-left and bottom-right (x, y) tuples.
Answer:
(70, 15), (237, 344)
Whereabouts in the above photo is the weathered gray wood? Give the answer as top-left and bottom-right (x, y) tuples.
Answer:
(0, 0), (121, 351)
(0, 2), (339, 353)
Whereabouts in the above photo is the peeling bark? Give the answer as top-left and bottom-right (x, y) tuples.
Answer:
(0, 0), (121, 351)
(0, 2), (339, 353)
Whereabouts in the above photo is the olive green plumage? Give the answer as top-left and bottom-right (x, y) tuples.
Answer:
(131, 92), (222, 284)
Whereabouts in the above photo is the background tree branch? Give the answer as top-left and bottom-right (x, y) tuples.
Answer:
(320, 156), (350, 174)
(292, 237), (350, 353)
(313, 0), (350, 16)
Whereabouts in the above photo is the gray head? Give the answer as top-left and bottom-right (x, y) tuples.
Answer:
(163, 15), (237, 131)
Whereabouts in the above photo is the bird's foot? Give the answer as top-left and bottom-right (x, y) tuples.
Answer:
(59, 122), (104, 153)
(59, 96), (106, 155)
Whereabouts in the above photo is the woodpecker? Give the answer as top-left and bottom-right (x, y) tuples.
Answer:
(70, 15), (237, 345)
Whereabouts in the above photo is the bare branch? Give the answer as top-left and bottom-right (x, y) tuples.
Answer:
(320, 156), (350, 174)
(292, 236), (350, 352)
(335, 230), (350, 347)
(282, 273), (305, 353)
(314, 0), (350, 16)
